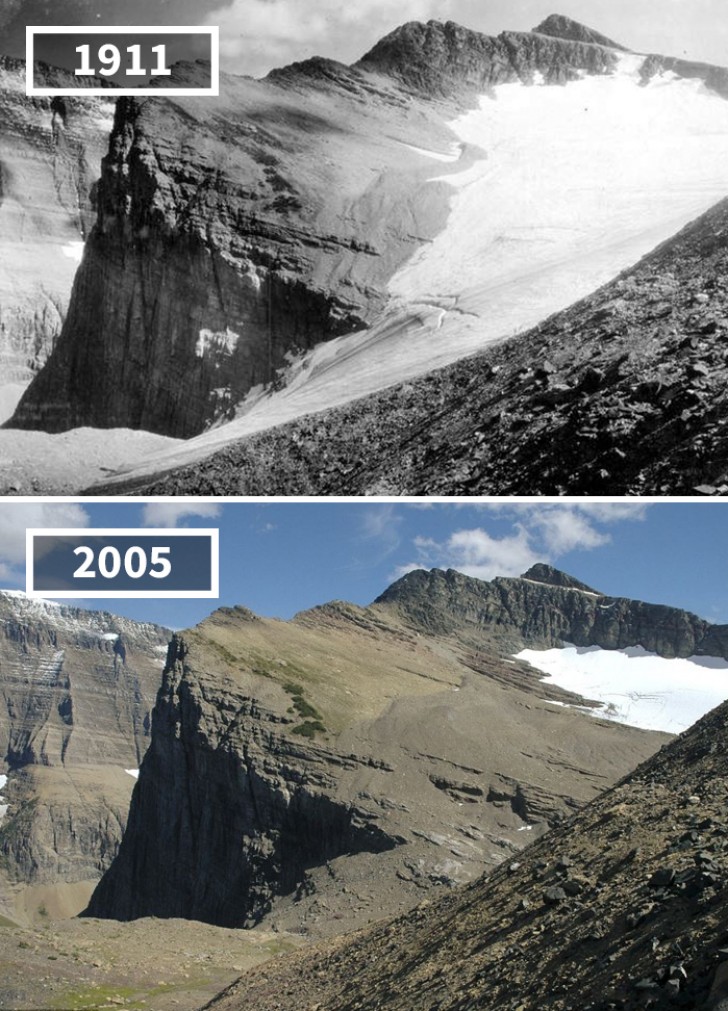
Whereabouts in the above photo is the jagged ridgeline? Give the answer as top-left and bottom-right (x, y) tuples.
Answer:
(8, 12), (728, 466)
(82, 566), (728, 939)
(0, 592), (169, 923)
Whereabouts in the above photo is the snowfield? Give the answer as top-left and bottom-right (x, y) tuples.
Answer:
(516, 643), (728, 734)
(93, 52), (728, 489)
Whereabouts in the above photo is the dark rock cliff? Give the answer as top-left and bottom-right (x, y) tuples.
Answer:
(84, 635), (402, 926)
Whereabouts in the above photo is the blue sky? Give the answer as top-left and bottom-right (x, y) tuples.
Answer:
(4, 1), (727, 78)
(2, 501), (728, 630)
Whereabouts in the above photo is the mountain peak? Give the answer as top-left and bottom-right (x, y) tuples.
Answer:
(520, 563), (602, 594)
(532, 14), (629, 51)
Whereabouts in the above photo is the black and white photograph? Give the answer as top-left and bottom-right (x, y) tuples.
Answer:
(1, 1), (728, 494)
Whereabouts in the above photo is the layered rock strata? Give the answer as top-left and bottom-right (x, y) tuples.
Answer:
(0, 592), (169, 918)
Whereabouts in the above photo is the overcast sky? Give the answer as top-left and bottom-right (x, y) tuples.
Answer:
(3, 0), (727, 77)
(2, 501), (728, 631)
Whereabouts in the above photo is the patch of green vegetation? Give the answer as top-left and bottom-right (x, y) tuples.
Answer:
(283, 682), (324, 722)
(261, 937), (302, 958)
(208, 640), (243, 667)
(38, 905), (48, 918)
(52, 984), (141, 1010)
(291, 720), (327, 739)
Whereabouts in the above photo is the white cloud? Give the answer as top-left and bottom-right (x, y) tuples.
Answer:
(573, 502), (648, 523)
(395, 524), (539, 583)
(0, 503), (90, 570)
(206, 0), (442, 76)
(447, 526), (540, 581)
(530, 508), (610, 555)
(140, 503), (221, 528)
(395, 504), (648, 584)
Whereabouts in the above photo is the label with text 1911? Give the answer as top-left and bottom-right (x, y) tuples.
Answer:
(26, 26), (219, 97)
(26, 529), (219, 599)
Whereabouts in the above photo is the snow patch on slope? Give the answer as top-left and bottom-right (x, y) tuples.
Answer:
(516, 644), (728, 734)
(61, 241), (84, 264)
(390, 52), (728, 324)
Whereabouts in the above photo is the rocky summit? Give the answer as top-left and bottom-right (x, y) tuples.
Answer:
(533, 14), (630, 52)
(0, 592), (169, 924)
(206, 690), (728, 1011)
(83, 566), (728, 940)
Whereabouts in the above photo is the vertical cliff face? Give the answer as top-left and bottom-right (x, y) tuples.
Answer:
(0, 58), (113, 421)
(0, 592), (169, 915)
(85, 635), (402, 927)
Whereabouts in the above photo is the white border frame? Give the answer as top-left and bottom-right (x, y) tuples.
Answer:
(26, 25), (220, 96)
(26, 528), (220, 599)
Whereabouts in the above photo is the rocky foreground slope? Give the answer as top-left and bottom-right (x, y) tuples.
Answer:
(14, 13), (728, 450)
(207, 691), (728, 1011)
(0, 58), (112, 422)
(0, 592), (169, 923)
(84, 565), (728, 937)
(121, 194), (728, 497)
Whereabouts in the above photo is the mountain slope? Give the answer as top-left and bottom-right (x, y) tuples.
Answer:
(10, 14), (728, 484)
(83, 567), (728, 937)
(110, 194), (728, 496)
(206, 693), (728, 1011)
(0, 592), (169, 923)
